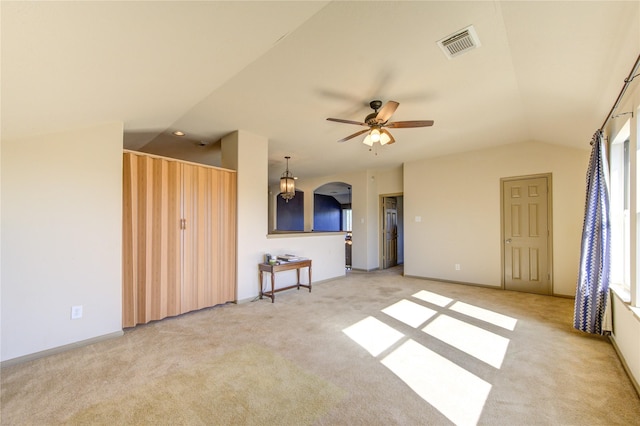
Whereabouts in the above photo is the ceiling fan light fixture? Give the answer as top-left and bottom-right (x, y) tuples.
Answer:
(370, 127), (381, 142)
(280, 156), (295, 202)
(363, 128), (392, 146)
(379, 132), (392, 145)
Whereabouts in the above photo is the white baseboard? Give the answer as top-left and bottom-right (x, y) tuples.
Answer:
(1, 331), (124, 368)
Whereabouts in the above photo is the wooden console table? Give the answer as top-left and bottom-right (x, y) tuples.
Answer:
(258, 259), (312, 303)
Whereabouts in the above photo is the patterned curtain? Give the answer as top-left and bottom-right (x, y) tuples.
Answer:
(574, 130), (611, 334)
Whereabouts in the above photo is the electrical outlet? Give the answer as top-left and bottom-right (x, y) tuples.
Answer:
(71, 305), (83, 320)
(455, 264), (461, 271)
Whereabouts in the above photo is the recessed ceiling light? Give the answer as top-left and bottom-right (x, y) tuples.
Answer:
(173, 131), (185, 136)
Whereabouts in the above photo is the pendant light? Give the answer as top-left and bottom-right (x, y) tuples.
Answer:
(280, 156), (295, 202)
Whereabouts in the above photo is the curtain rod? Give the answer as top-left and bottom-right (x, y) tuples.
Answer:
(600, 53), (640, 131)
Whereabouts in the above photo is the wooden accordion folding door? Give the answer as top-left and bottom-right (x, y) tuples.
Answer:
(122, 151), (236, 328)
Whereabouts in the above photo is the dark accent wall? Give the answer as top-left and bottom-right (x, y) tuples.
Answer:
(314, 194), (341, 231)
(276, 190), (304, 231)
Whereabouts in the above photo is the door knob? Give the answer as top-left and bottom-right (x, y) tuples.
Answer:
(505, 239), (512, 244)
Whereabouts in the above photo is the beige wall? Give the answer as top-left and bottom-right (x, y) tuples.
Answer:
(375, 166), (403, 195)
(404, 141), (589, 296)
(222, 130), (269, 301)
(1, 123), (124, 362)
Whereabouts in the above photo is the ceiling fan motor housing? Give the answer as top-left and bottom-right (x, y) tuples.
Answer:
(369, 100), (383, 111)
(366, 100), (384, 124)
(365, 112), (379, 125)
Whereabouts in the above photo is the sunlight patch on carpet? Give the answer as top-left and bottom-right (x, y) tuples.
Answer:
(423, 314), (510, 369)
(382, 299), (437, 328)
(412, 290), (453, 307)
(342, 316), (404, 356)
(382, 339), (491, 426)
(449, 301), (518, 330)
(64, 345), (345, 425)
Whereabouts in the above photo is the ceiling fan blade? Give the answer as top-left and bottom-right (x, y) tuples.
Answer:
(385, 120), (434, 128)
(375, 101), (399, 123)
(337, 129), (370, 143)
(327, 118), (368, 126)
(381, 129), (395, 145)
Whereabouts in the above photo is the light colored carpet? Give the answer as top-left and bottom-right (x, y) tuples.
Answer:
(2, 266), (639, 425)
(63, 344), (344, 425)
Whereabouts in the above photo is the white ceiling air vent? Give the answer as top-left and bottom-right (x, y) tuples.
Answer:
(437, 25), (481, 59)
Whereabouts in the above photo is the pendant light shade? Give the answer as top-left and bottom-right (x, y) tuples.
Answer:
(363, 126), (391, 146)
(280, 156), (295, 202)
(370, 127), (381, 142)
(379, 131), (392, 145)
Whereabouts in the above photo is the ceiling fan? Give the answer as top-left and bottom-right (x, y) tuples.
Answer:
(327, 100), (434, 146)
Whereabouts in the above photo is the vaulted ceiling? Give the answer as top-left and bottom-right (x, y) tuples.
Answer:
(3, 1), (639, 185)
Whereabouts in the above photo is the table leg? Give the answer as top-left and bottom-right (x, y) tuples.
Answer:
(308, 265), (312, 293)
(270, 271), (275, 303)
(259, 270), (263, 299)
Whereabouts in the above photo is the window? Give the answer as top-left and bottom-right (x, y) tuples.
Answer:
(342, 207), (352, 232)
(610, 122), (631, 292)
